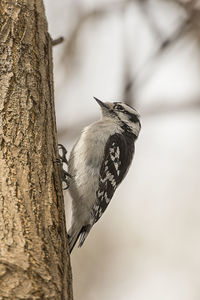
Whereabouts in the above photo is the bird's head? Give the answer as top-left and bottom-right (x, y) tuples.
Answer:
(94, 97), (141, 137)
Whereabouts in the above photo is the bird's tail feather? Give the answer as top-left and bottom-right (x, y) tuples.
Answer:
(68, 225), (92, 253)
(68, 231), (81, 253)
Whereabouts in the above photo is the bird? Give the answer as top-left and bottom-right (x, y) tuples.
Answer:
(67, 97), (141, 253)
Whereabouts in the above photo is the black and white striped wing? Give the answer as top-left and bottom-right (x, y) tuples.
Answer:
(92, 133), (135, 223)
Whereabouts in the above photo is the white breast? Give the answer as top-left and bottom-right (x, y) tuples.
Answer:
(68, 119), (122, 222)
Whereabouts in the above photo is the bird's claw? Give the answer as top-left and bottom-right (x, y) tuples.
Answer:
(58, 144), (69, 165)
(56, 144), (71, 189)
(61, 169), (72, 190)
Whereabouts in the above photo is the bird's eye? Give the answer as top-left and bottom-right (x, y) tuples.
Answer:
(115, 104), (124, 111)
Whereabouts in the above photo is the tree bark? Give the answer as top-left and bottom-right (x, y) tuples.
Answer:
(0, 1), (73, 299)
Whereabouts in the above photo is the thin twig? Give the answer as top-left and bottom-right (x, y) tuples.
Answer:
(52, 37), (64, 46)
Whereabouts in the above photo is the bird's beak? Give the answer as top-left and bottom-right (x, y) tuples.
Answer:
(94, 97), (109, 109)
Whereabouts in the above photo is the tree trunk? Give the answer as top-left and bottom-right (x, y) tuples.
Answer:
(0, 1), (73, 299)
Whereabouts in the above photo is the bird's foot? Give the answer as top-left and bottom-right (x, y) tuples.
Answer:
(58, 143), (68, 165)
(56, 144), (72, 190)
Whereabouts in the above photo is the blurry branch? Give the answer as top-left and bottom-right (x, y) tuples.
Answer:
(133, 21), (190, 88)
(122, 22), (135, 107)
(60, 0), (200, 103)
(139, 0), (190, 52)
(123, 74), (135, 106)
(173, 0), (200, 34)
(62, 11), (104, 65)
(142, 99), (200, 118)
(127, 0), (200, 93)
(58, 99), (200, 140)
(139, 0), (165, 43)
(61, 0), (197, 70)
(61, 0), (133, 69)
(57, 0), (200, 122)
(121, 0), (200, 107)
(61, 10), (106, 71)
(52, 37), (64, 46)
(161, 0), (200, 38)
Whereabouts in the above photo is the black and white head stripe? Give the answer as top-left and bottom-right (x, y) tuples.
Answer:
(113, 102), (141, 125)
(94, 97), (141, 128)
(92, 132), (135, 224)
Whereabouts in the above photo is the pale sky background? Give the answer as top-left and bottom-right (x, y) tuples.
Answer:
(45, 1), (200, 299)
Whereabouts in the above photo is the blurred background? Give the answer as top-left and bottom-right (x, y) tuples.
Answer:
(44, 1), (200, 299)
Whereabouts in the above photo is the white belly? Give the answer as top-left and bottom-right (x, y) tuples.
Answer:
(68, 119), (122, 223)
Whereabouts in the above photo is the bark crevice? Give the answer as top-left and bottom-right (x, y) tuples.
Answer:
(0, 1), (73, 299)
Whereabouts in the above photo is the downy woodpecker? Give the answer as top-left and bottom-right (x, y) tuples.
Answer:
(68, 97), (141, 252)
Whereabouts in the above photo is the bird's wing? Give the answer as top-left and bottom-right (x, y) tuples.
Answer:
(92, 133), (135, 224)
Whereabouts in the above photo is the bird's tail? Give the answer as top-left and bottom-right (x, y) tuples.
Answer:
(68, 224), (92, 253)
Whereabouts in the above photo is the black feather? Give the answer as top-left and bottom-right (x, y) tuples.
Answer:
(92, 132), (136, 223)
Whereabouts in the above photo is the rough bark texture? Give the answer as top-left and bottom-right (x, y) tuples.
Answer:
(0, 0), (73, 299)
